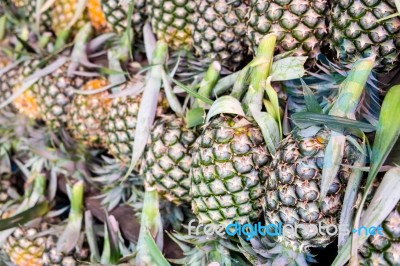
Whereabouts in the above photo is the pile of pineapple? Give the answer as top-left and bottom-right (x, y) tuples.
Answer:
(0, 0), (399, 265)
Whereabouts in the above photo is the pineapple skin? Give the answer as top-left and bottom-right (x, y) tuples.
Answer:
(142, 114), (198, 205)
(191, 115), (270, 225)
(87, 0), (109, 32)
(5, 223), (89, 266)
(265, 128), (362, 251)
(104, 94), (142, 164)
(67, 79), (111, 148)
(101, 0), (147, 37)
(192, 0), (249, 70)
(247, 0), (328, 58)
(330, 0), (400, 71)
(358, 204), (400, 265)
(147, 0), (196, 50)
(50, 0), (87, 36)
(33, 63), (87, 130)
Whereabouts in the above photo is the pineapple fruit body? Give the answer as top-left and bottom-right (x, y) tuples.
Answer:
(142, 114), (198, 205)
(104, 93), (142, 164)
(33, 62), (87, 130)
(247, 0), (328, 58)
(5, 223), (89, 266)
(101, 0), (147, 37)
(147, 0), (196, 50)
(67, 79), (111, 148)
(51, 0), (87, 36)
(358, 204), (400, 265)
(191, 115), (271, 225)
(265, 127), (362, 251)
(192, 0), (249, 70)
(330, 0), (400, 71)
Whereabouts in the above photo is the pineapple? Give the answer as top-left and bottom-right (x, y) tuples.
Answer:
(12, 58), (42, 120)
(4, 222), (89, 266)
(192, 0), (249, 69)
(263, 57), (373, 251)
(104, 91), (142, 164)
(330, 0), (400, 71)
(190, 115), (271, 225)
(87, 0), (109, 33)
(147, 0), (196, 50)
(50, 0), (87, 36)
(265, 127), (362, 250)
(67, 78), (111, 148)
(4, 181), (89, 266)
(0, 57), (41, 117)
(16, 0), (52, 32)
(0, 57), (17, 106)
(247, 0), (328, 58)
(101, 0), (147, 37)
(33, 61), (87, 130)
(104, 78), (167, 165)
(190, 35), (277, 226)
(358, 202), (400, 265)
(141, 114), (198, 205)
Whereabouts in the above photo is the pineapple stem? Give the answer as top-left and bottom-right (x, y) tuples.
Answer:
(246, 34), (276, 112)
(328, 57), (375, 119)
(195, 61), (221, 108)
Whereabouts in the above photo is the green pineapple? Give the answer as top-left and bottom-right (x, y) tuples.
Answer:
(147, 0), (196, 50)
(192, 0), (249, 69)
(247, 0), (328, 58)
(67, 78), (111, 147)
(190, 35), (277, 226)
(330, 0), (400, 71)
(264, 57), (373, 251)
(104, 79), (167, 164)
(358, 202), (400, 265)
(101, 0), (147, 37)
(191, 115), (271, 225)
(141, 114), (198, 205)
(14, 0), (52, 32)
(33, 61), (87, 130)
(104, 91), (142, 164)
(265, 127), (362, 250)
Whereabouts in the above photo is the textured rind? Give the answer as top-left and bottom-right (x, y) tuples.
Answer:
(247, 0), (328, 58)
(147, 0), (196, 49)
(192, 0), (249, 70)
(191, 115), (271, 225)
(264, 128), (362, 251)
(105, 94), (141, 164)
(50, 0), (87, 36)
(33, 63), (87, 130)
(358, 204), (400, 265)
(4, 223), (89, 266)
(87, 0), (109, 32)
(142, 114), (198, 204)
(101, 0), (147, 37)
(67, 79), (111, 147)
(330, 0), (400, 71)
